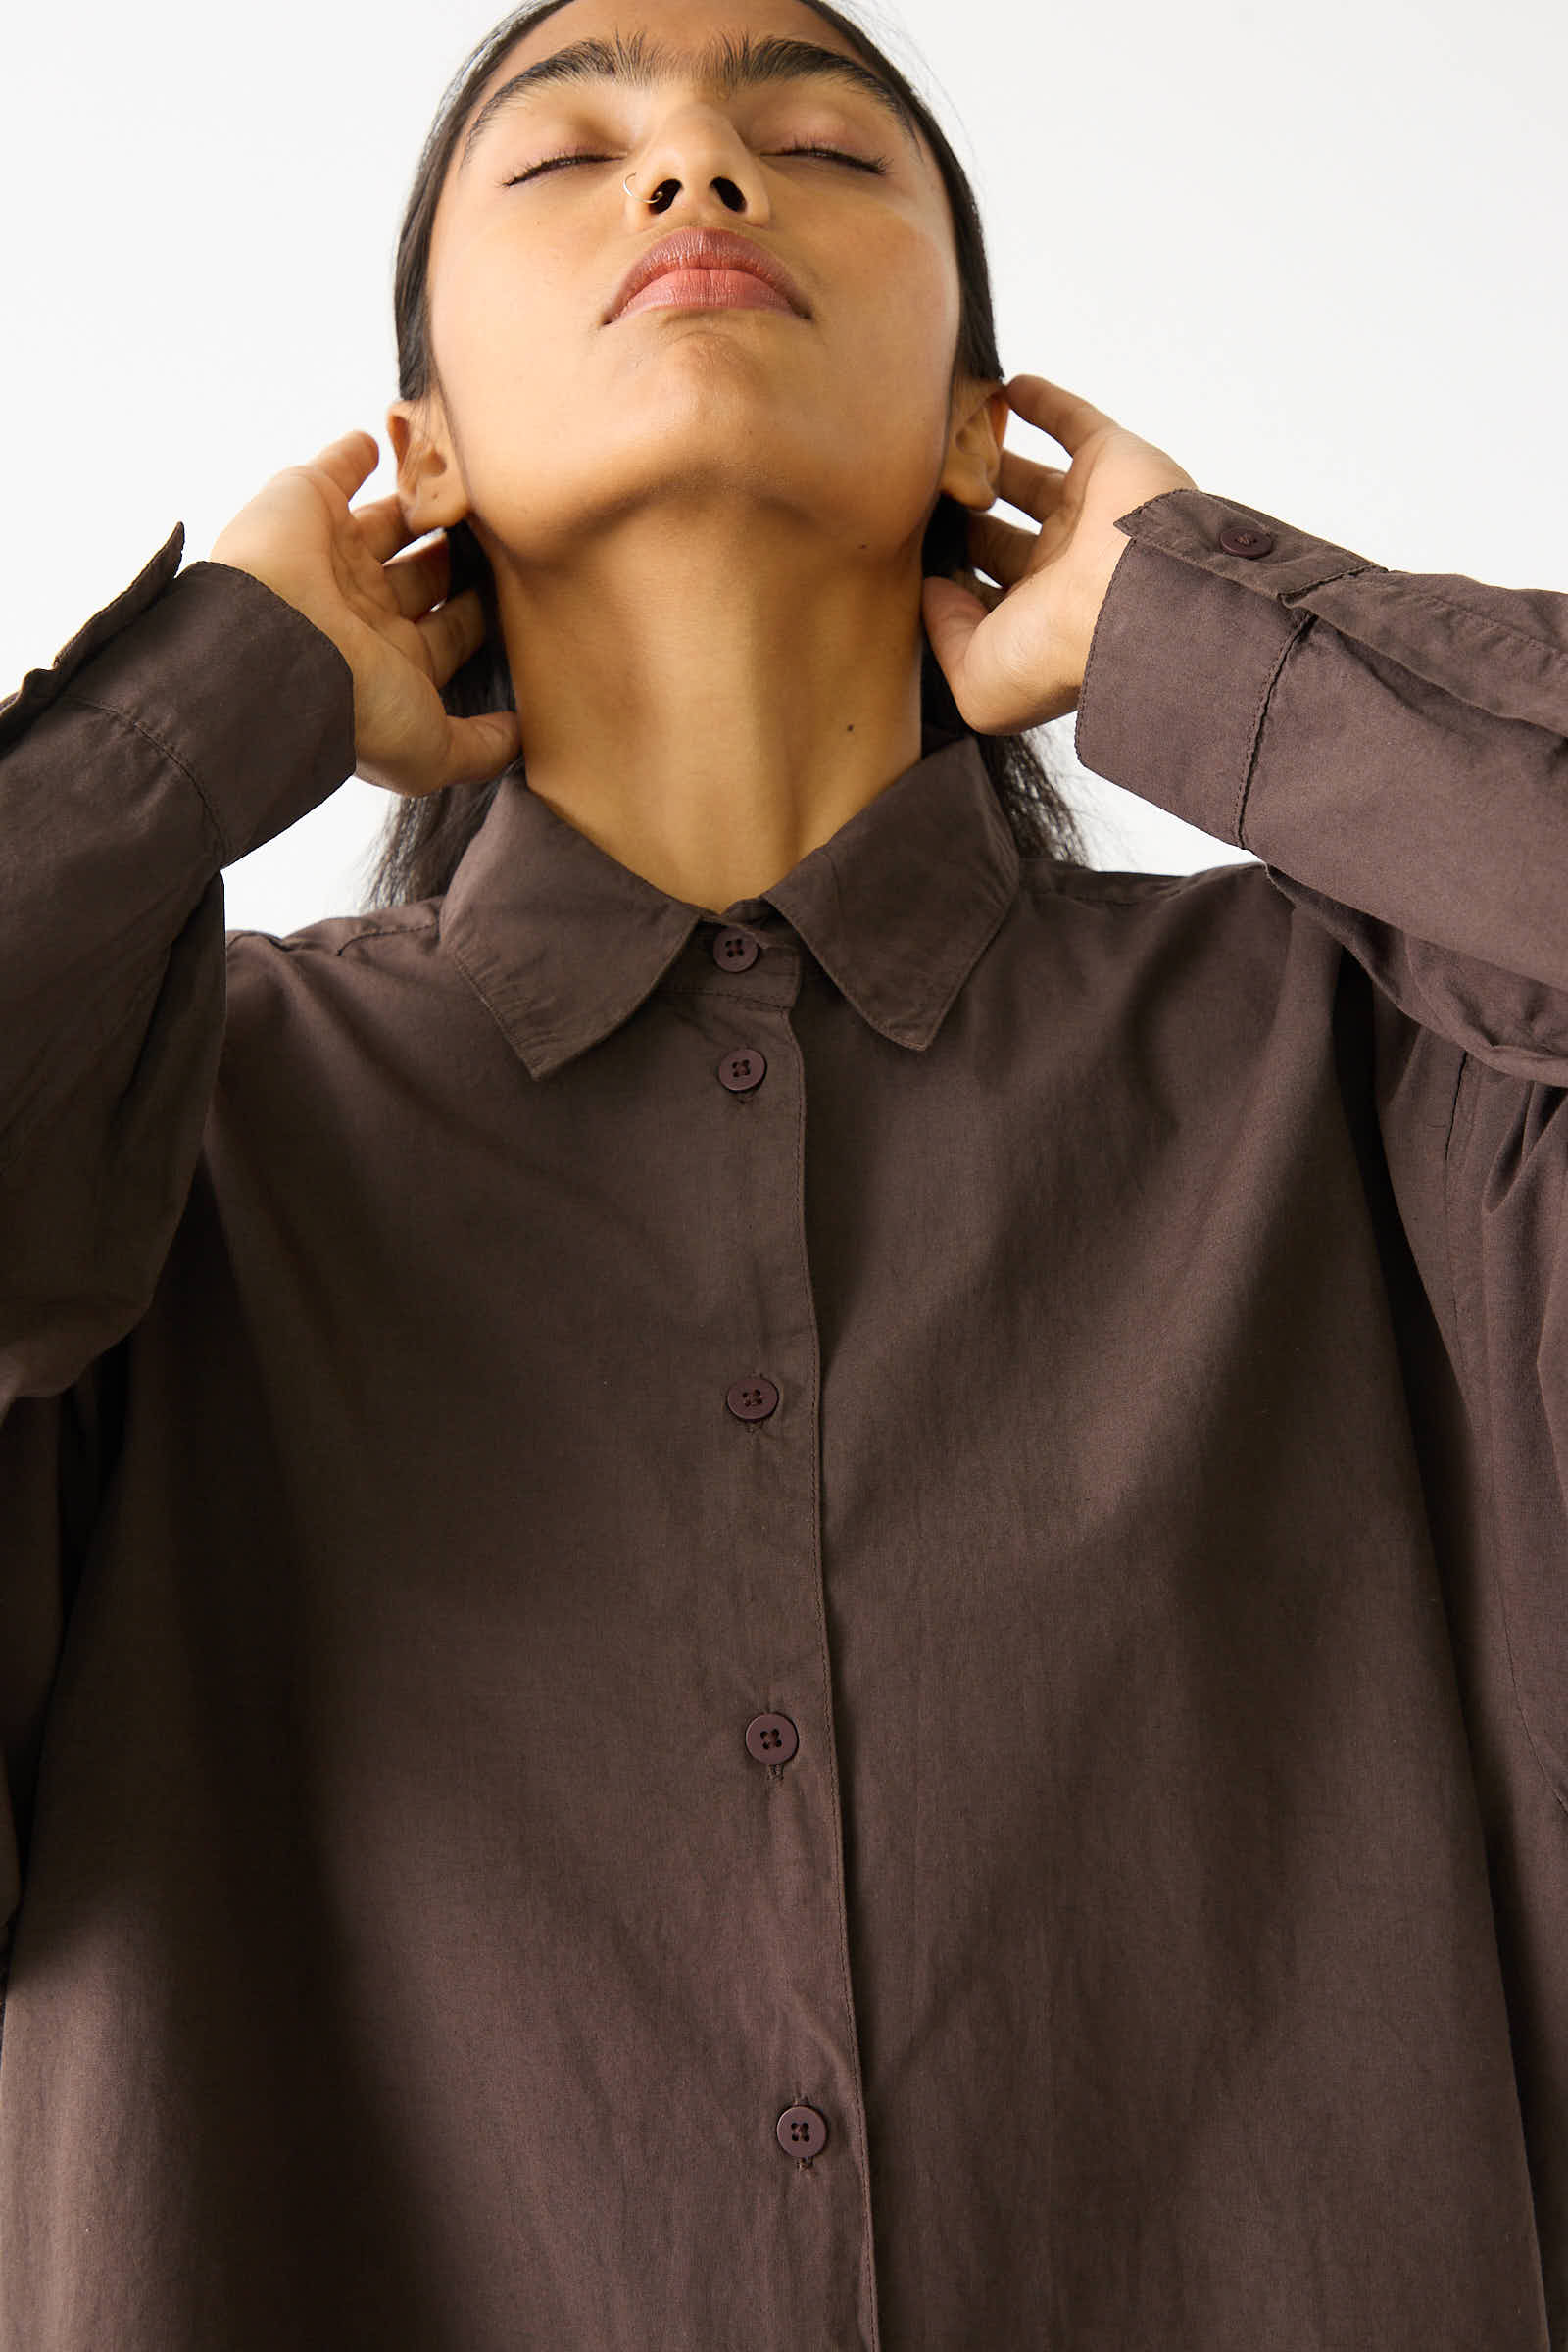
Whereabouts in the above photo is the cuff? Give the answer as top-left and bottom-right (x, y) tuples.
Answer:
(2, 526), (359, 867)
(1073, 487), (1384, 850)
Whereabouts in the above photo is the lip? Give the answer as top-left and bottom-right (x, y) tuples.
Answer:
(618, 269), (797, 319)
(606, 228), (809, 325)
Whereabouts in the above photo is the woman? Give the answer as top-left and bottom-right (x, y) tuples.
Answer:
(2, 0), (1566, 2345)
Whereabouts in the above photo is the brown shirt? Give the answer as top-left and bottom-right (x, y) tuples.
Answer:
(2, 487), (1566, 2349)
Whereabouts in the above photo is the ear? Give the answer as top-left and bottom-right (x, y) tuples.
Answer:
(385, 394), (472, 534)
(939, 382), (1010, 512)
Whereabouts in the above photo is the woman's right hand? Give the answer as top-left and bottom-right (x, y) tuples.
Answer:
(207, 430), (522, 799)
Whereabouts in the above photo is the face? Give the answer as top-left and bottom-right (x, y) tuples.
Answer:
(391, 0), (1005, 578)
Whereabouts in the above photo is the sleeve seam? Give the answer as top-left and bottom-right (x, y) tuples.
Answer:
(1235, 613), (1312, 854)
(57, 687), (232, 864)
(1440, 1049), (1476, 1421)
(1073, 530), (1132, 759)
(1440, 1049), (1568, 1830)
(224, 913), (441, 960)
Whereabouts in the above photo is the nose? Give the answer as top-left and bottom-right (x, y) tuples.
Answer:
(623, 104), (772, 221)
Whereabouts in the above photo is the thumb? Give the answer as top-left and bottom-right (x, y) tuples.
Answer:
(440, 710), (524, 792)
(921, 575), (987, 692)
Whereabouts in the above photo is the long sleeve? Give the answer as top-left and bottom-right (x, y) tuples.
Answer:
(1, 527), (356, 1398)
(0, 529), (355, 1961)
(1074, 486), (1568, 1084)
(1074, 485), (1568, 1817)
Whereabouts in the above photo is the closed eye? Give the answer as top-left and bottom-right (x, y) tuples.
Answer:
(774, 146), (889, 172)
(504, 152), (615, 185)
(503, 145), (889, 186)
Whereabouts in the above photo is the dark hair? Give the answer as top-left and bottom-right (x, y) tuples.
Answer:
(362, 0), (1091, 910)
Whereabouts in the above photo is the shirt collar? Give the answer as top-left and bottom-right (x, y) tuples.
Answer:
(437, 729), (1021, 1080)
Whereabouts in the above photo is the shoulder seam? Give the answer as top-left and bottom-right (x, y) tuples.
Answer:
(226, 910), (440, 958)
(1024, 862), (1253, 908)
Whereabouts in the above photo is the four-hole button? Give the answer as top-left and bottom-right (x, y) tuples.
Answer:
(727, 1376), (780, 1423)
(746, 1711), (799, 1766)
(776, 2104), (829, 2160)
(712, 927), (761, 971)
(718, 1047), (767, 1094)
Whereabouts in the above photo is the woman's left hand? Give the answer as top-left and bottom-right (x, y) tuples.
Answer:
(921, 375), (1199, 733)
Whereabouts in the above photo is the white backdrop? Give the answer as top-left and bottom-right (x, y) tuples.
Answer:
(4, 0), (1564, 932)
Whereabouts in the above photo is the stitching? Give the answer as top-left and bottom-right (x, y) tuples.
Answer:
(1053, 879), (1219, 906)
(441, 929), (531, 1057)
(1314, 573), (1568, 660)
(1073, 533), (1129, 755)
(59, 689), (230, 857)
(1441, 1051), (1476, 1467)
(501, 976), (798, 1059)
(780, 996), (882, 2340)
(1445, 1054), (1568, 1826)
(227, 913), (440, 959)
(1236, 616), (1311, 851)
(1442, 1048), (1470, 1169)
(661, 980), (798, 1007)
(1038, 871), (1241, 907)
(330, 917), (439, 956)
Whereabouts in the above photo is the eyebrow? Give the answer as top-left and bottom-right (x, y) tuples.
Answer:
(457, 28), (924, 178)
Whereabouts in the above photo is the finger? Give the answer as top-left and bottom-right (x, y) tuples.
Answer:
(436, 710), (525, 794)
(1004, 375), (1116, 457)
(968, 510), (1038, 588)
(996, 448), (1067, 521)
(306, 430), (382, 502)
(381, 535), (451, 621)
(415, 585), (489, 686)
(920, 574), (987, 688)
(353, 492), (420, 568)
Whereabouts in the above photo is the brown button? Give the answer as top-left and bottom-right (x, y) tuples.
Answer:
(712, 928), (761, 971)
(776, 2104), (829, 2159)
(718, 1046), (767, 1095)
(746, 1711), (799, 1766)
(727, 1376), (779, 1423)
(1218, 523), (1275, 558)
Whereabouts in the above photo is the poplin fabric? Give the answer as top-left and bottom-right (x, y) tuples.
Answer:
(2, 487), (1567, 2347)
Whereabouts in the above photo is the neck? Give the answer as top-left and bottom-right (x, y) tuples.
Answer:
(488, 507), (928, 917)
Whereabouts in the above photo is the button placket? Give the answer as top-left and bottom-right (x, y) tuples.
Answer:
(704, 919), (836, 2184)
